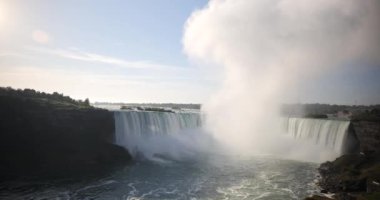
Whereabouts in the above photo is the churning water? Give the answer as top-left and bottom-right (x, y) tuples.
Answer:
(0, 155), (318, 200)
(3, 111), (355, 199)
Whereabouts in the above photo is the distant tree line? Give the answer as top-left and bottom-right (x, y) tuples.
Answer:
(95, 102), (201, 110)
(281, 103), (380, 121)
(0, 87), (91, 108)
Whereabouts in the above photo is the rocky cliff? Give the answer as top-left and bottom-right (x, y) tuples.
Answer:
(305, 153), (380, 200)
(0, 87), (132, 179)
(306, 120), (380, 200)
(352, 121), (380, 153)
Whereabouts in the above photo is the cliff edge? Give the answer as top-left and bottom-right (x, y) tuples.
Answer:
(0, 87), (132, 179)
(306, 119), (380, 200)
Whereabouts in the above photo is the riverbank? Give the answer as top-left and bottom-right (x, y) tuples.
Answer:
(306, 153), (380, 200)
(304, 114), (380, 200)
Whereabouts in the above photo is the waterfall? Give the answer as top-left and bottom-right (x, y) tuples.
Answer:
(114, 112), (357, 161)
(114, 110), (202, 159)
(285, 118), (353, 154)
(114, 111), (201, 137)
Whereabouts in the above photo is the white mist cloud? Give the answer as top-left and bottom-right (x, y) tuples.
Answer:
(183, 0), (380, 158)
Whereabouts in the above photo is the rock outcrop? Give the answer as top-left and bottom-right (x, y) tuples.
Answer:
(0, 87), (132, 179)
(351, 121), (380, 153)
(306, 153), (380, 200)
(306, 119), (380, 200)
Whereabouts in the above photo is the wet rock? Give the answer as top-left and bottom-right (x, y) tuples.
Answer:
(305, 195), (334, 200)
(340, 178), (367, 192)
(315, 153), (380, 199)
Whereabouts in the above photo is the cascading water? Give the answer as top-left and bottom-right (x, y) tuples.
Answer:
(115, 111), (201, 137)
(114, 110), (357, 162)
(285, 118), (353, 155)
(114, 110), (203, 160)
(7, 113), (352, 199)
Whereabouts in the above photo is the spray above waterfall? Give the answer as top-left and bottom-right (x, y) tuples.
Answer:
(113, 109), (356, 163)
(183, 0), (380, 156)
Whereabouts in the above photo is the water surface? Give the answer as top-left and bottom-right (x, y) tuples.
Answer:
(0, 155), (318, 200)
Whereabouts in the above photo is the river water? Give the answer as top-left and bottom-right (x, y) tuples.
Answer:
(0, 155), (318, 200)
(1, 110), (333, 200)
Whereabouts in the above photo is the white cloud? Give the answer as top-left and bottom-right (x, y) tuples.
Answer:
(28, 46), (186, 70)
(0, 43), (214, 103)
(32, 30), (51, 44)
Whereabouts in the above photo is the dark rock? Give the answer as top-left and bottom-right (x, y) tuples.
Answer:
(340, 178), (367, 192)
(304, 195), (333, 200)
(351, 121), (380, 153)
(0, 87), (132, 179)
(316, 153), (380, 199)
(333, 193), (356, 200)
(367, 179), (380, 193)
(321, 189), (328, 193)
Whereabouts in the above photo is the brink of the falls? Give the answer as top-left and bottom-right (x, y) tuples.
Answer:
(114, 110), (359, 162)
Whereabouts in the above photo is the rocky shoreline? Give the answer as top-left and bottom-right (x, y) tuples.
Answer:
(306, 148), (380, 199)
(308, 153), (380, 200)
(305, 116), (380, 200)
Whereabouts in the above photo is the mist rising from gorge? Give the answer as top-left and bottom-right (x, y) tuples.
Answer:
(183, 0), (380, 159)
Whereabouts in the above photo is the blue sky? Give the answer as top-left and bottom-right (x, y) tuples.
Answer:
(0, 0), (213, 103)
(298, 64), (380, 105)
(0, 0), (379, 104)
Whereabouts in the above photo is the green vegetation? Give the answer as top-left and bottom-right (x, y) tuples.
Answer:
(317, 153), (380, 199)
(351, 109), (380, 122)
(96, 102), (201, 110)
(358, 192), (380, 200)
(282, 103), (380, 121)
(304, 114), (328, 119)
(0, 87), (92, 109)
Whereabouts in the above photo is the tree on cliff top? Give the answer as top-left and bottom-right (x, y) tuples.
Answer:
(0, 87), (92, 109)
